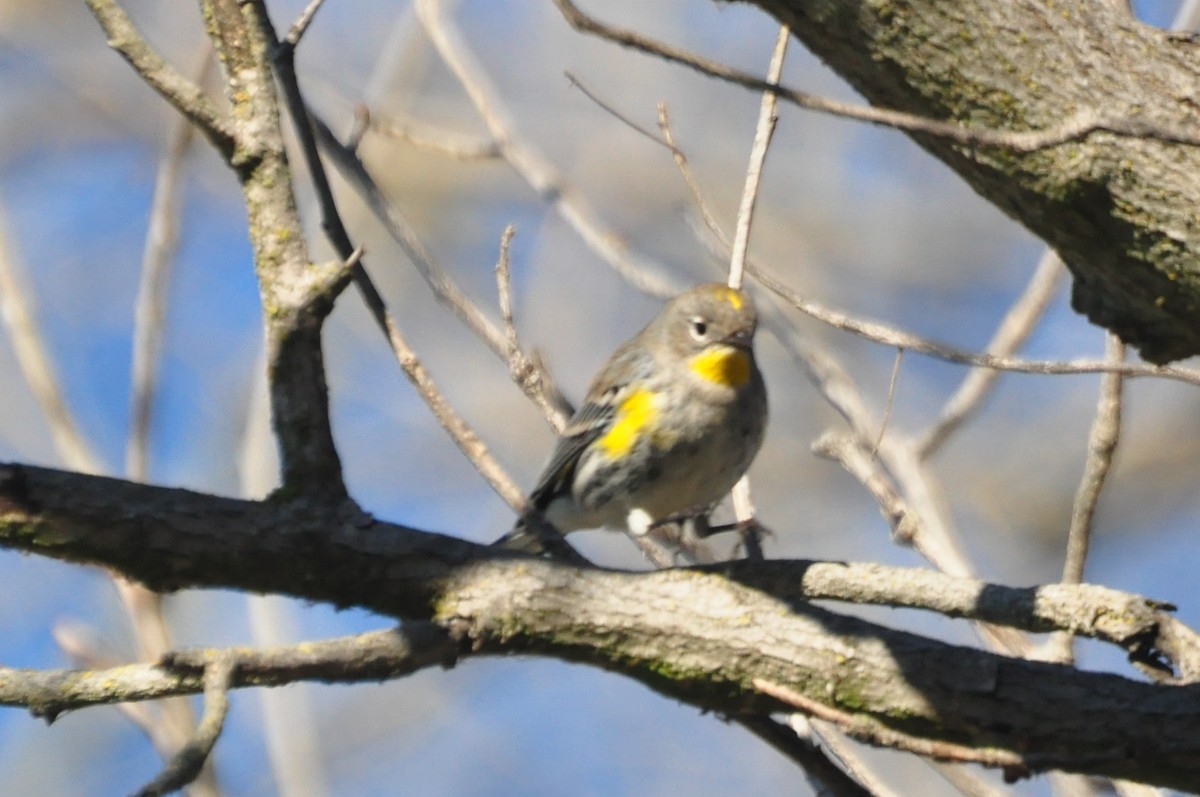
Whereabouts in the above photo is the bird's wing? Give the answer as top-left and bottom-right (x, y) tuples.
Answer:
(528, 396), (616, 508)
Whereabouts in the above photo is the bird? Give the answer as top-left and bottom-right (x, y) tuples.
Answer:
(494, 282), (768, 556)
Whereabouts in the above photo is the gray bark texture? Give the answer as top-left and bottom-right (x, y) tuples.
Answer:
(4, 463), (1200, 791)
(745, 0), (1200, 363)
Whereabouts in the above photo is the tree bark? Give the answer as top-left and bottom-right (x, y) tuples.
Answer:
(3, 462), (1200, 791)
(745, 0), (1200, 363)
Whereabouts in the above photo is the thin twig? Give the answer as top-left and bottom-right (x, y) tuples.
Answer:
(269, 27), (528, 512)
(0, 194), (104, 474)
(728, 25), (789, 291)
(53, 621), (161, 740)
(1045, 333), (1126, 666)
(792, 715), (907, 797)
(311, 113), (573, 429)
(309, 114), (512, 357)
(874, 348), (904, 456)
(755, 679), (1029, 770)
(754, 265), (1200, 387)
(550, 0), (1200, 153)
(1063, 333), (1126, 585)
(811, 433), (921, 550)
(658, 104), (728, 244)
(127, 48), (211, 482)
(928, 762), (1017, 797)
(565, 72), (672, 148)
(7, 625), (458, 719)
(414, 0), (676, 299)
(284, 0), (327, 47)
(495, 226), (519, 355)
(121, 51), (224, 795)
(918, 251), (1065, 458)
(740, 714), (875, 797)
(369, 115), (501, 159)
(83, 0), (236, 159)
(720, 27), (789, 559)
(132, 657), (236, 797)
(493, 226), (571, 431)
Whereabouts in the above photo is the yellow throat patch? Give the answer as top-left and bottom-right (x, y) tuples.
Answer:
(597, 388), (658, 457)
(689, 346), (751, 387)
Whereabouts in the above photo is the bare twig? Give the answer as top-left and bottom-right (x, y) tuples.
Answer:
(125, 81), (222, 780)
(811, 433), (926, 553)
(550, 0), (1200, 153)
(283, 0), (327, 47)
(127, 48), (211, 482)
(495, 227), (519, 354)
(492, 227), (572, 431)
(566, 73), (672, 148)
(112, 580), (222, 797)
(728, 26), (789, 291)
(6, 625), (458, 719)
(53, 621), (161, 739)
(312, 113), (574, 430)
(789, 715), (906, 797)
(658, 104), (728, 242)
(1045, 333), (1127, 666)
(83, 0), (236, 159)
(918, 251), (1065, 458)
(754, 265), (1200, 387)
(928, 762), (1016, 797)
(740, 715), (875, 797)
(369, 115), (501, 159)
(874, 348), (904, 456)
(1063, 333), (1126, 585)
(717, 27), (789, 562)
(755, 679), (1028, 770)
(414, 0), (675, 298)
(309, 114), (513, 358)
(0, 194), (104, 474)
(269, 23), (527, 512)
(133, 657), (235, 797)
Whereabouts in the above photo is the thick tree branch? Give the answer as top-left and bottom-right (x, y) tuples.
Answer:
(739, 0), (1200, 362)
(2, 463), (1200, 789)
(557, 0), (1200, 362)
(198, 0), (350, 499)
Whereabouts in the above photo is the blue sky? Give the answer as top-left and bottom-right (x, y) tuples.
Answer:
(0, 1), (1196, 795)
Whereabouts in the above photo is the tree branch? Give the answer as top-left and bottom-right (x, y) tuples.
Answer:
(0, 625), (456, 720)
(194, 0), (350, 500)
(741, 0), (1200, 362)
(84, 0), (236, 161)
(552, 0), (1200, 362)
(2, 462), (1199, 789)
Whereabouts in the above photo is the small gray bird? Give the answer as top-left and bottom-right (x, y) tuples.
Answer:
(495, 283), (768, 554)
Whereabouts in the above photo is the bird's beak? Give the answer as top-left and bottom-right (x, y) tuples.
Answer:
(721, 328), (754, 350)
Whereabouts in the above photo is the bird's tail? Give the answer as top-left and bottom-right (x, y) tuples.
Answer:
(491, 516), (587, 563)
(491, 520), (548, 554)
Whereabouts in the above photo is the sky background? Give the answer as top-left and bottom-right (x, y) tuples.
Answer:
(0, 0), (1196, 795)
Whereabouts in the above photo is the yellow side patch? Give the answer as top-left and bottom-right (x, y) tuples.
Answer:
(690, 346), (751, 387)
(597, 388), (658, 458)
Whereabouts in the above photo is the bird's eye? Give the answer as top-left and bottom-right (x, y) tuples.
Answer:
(689, 316), (708, 340)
